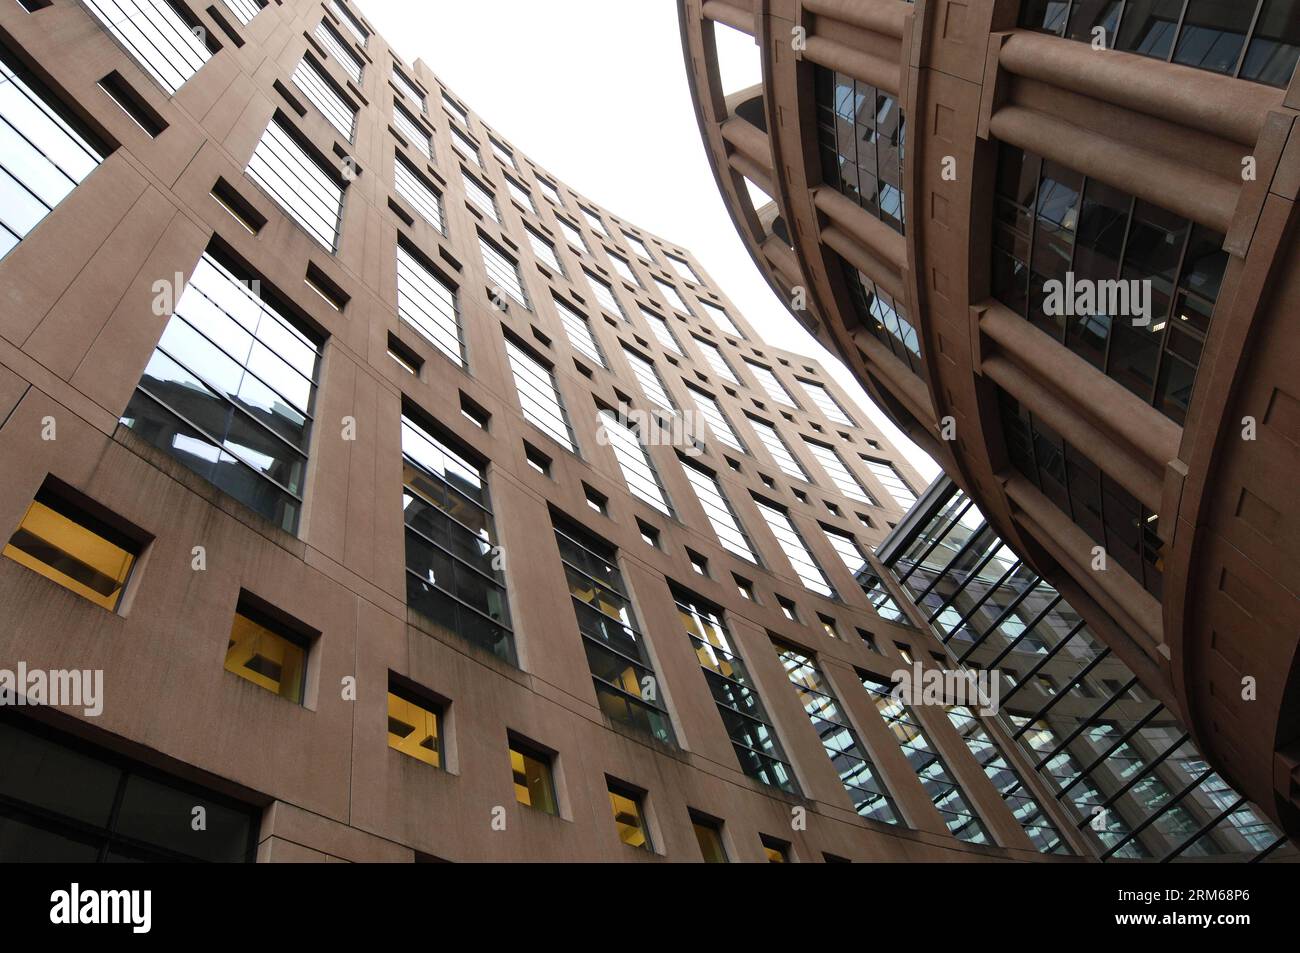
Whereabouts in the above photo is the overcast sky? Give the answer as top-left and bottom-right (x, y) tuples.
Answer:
(356, 0), (939, 482)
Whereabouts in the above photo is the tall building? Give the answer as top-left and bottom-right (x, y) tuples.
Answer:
(679, 0), (1300, 837)
(0, 0), (1082, 863)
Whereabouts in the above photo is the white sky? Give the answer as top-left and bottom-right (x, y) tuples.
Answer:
(356, 0), (939, 483)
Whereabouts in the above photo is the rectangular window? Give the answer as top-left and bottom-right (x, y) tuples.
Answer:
(558, 216), (588, 252)
(450, 125), (481, 168)
(745, 359), (798, 408)
(642, 307), (681, 354)
(387, 680), (442, 767)
(397, 243), (462, 365)
(83, 0), (211, 95)
(245, 117), (344, 251)
(553, 297), (604, 366)
(859, 568), (908, 623)
(292, 57), (354, 141)
(803, 438), (876, 504)
(608, 252), (640, 287)
(442, 92), (469, 125)
(800, 379), (855, 426)
(760, 834), (790, 862)
(681, 462), (759, 564)
(554, 519), (675, 745)
(622, 347), (674, 410)
(505, 338), (575, 452)
(698, 300), (743, 338)
(653, 276), (692, 314)
(814, 67), (906, 234)
(863, 458), (916, 509)
(580, 206), (608, 236)
(537, 177), (563, 206)
(583, 268), (625, 320)
(490, 138), (516, 169)
(861, 676), (988, 843)
(754, 499), (835, 598)
(686, 385), (745, 452)
(598, 409), (673, 517)
(0, 50), (103, 260)
(314, 19), (362, 85)
(393, 154), (444, 233)
(402, 413), (515, 662)
(625, 232), (655, 263)
(391, 70), (425, 113)
(607, 779), (650, 850)
(479, 234), (529, 310)
(510, 737), (558, 814)
(505, 176), (535, 213)
(525, 225), (563, 274)
(676, 587), (798, 794)
(327, 0), (368, 46)
(775, 642), (900, 824)
(225, 599), (309, 703)
(393, 102), (431, 159)
(691, 813), (728, 862)
(822, 525), (867, 576)
(694, 337), (740, 386)
(666, 253), (701, 284)
(225, 0), (265, 25)
(3, 481), (140, 611)
(749, 417), (808, 481)
(461, 170), (498, 222)
(122, 251), (321, 533)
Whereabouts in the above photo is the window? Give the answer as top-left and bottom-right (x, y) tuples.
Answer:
(479, 235), (529, 310)
(526, 225), (563, 274)
(695, 337), (740, 385)
(800, 379), (855, 426)
(557, 216), (587, 252)
(777, 595), (799, 621)
(292, 57), (355, 141)
(686, 385), (745, 452)
(509, 737), (558, 814)
(83, 0), (211, 95)
(580, 206), (609, 236)
(450, 124), (482, 167)
(386, 333), (422, 375)
(327, 0), (368, 46)
(745, 359), (798, 408)
(224, 598), (309, 703)
(537, 177), (563, 206)
(863, 458), (916, 509)
(803, 438), (876, 505)
(397, 242), (462, 365)
(598, 410), (673, 517)
(246, 117), (344, 251)
(642, 307), (681, 354)
(505, 176), (535, 213)
(442, 92), (469, 125)
(505, 338), (575, 452)
(391, 70), (425, 112)
(681, 462), (759, 564)
(584, 269), (625, 319)
(815, 67), (906, 234)
(554, 519), (675, 745)
(622, 347), (674, 410)
(734, 575), (755, 600)
(698, 300), (743, 338)
(553, 297), (604, 366)
(775, 642), (901, 824)
(0, 718), (258, 862)
(861, 676), (988, 843)
(607, 779), (650, 850)
(754, 499), (835, 598)
(848, 269), (924, 375)
(624, 232), (655, 263)
(637, 519), (660, 548)
(393, 154), (444, 233)
(122, 251), (321, 533)
(0, 49), (103, 259)
(225, 0), (265, 25)
(608, 252), (640, 286)
(819, 614), (840, 639)
(677, 587), (799, 794)
(688, 550), (709, 576)
(3, 481), (140, 611)
(393, 102), (431, 159)
(490, 138), (516, 169)
(524, 442), (551, 476)
(666, 253), (700, 284)
(387, 680), (442, 767)
(691, 813), (728, 862)
(749, 417), (808, 481)
(314, 19), (363, 85)
(461, 170), (497, 222)
(822, 525), (868, 577)
(760, 834), (790, 862)
(402, 413), (515, 662)
(653, 276), (692, 314)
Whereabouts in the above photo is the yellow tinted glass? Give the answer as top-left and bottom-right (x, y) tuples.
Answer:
(693, 821), (728, 862)
(388, 691), (440, 767)
(225, 612), (306, 703)
(3, 500), (135, 610)
(511, 745), (557, 814)
(609, 788), (648, 849)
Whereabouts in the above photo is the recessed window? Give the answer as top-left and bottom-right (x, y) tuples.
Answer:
(391, 69), (425, 112)
(653, 276), (692, 314)
(681, 461), (759, 564)
(314, 18), (362, 84)
(760, 834), (790, 863)
(804, 438), (877, 505)
(862, 457), (917, 509)
(665, 253), (701, 284)
(246, 117), (344, 251)
(584, 484), (608, 516)
(479, 234), (529, 310)
(225, 0), (266, 25)
(584, 268), (626, 320)
(776, 595), (798, 622)
(825, 501), (842, 516)
(608, 252), (640, 287)
(3, 480), (141, 611)
(397, 241), (462, 366)
(818, 613), (840, 639)
(599, 410), (673, 517)
(386, 332), (423, 375)
(83, 0), (210, 95)
(698, 299), (743, 337)
(224, 596), (311, 703)
(759, 473), (775, 489)
(642, 306), (682, 354)
(554, 297), (604, 366)
(607, 779), (651, 851)
(755, 498), (836, 599)
(524, 442), (552, 476)
(557, 216), (587, 252)
(460, 393), (490, 430)
(580, 206), (609, 237)
(734, 574), (755, 600)
(490, 137), (517, 169)
(292, 56), (355, 141)
(327, 0), (369, 46)
(505, 175), (535, 213)
(894, 642), (914, 664)
(387, 677), (442, 767)
(505, 337), (576, 453)
(687, 549), (709, 577)
(691, 812), (728, 862)
(799, 378), (855, 425)
(857, 628), (877, 652)
(394, 154), (444, 233)
(637, 519), (661, 549)
(509, 736), (558, 815)
(748, 416), (806, 481)
(461, 169), (498, 221)
(393, 102), (431, 159)
(792, 489), (809, 504)
(695, 337), (740, 385)
(527, 225), (564, 276)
